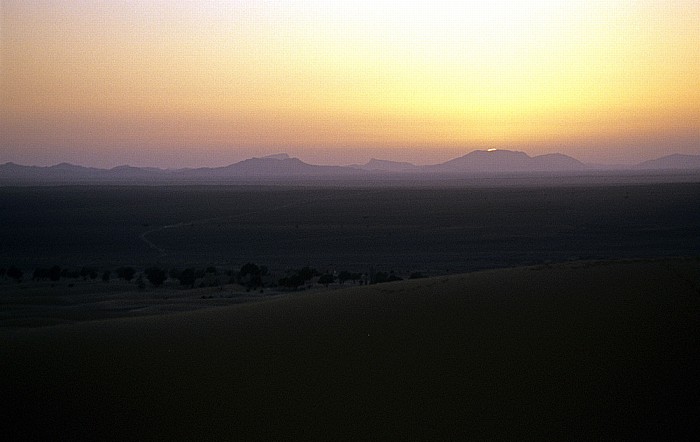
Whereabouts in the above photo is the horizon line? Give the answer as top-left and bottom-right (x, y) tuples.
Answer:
(3, 149), (698, 170)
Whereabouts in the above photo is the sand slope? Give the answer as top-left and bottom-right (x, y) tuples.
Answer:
(2, 259), (699, 440)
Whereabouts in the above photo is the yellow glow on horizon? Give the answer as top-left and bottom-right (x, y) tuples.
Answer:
(1, 0), (698, 165)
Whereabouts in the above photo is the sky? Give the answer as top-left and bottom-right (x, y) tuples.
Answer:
(1, 0), (699, 168)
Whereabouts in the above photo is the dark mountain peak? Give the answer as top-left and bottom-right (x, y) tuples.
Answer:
(635, 154), (700, 170)
(0, 162), (25, 170)
(433, 149), (531, 172)
(262, 153), (291, 160)
(109, 164), (163, 172)
(454, 149), (529, 159)
(428, 149), (590, 173)
(230, 156), (306, 168)
(533, 153), (572, 159)
(466, 148), (527, 156)
(361, 158), (419, 172)
(450, 149), (532, 163)
(49, 162), (86, 170)
(366, 158), (413, 165)
(106, 165), (165, 178)
(531, 153), (588, 171)
(184, 155), (362, 178)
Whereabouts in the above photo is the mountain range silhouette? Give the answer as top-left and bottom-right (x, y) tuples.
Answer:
(1, 149), (699, 183)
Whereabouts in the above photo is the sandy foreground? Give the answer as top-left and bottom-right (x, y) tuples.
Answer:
(2, 259), (699, 440)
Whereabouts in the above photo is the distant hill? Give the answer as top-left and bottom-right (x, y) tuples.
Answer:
(176, 157), (363, 178)
(350, 158), (420, 172)
(426, 150), (587, 173)
(0, 162), (102, 181)
(2, 150), (699, 183)
(635, 154), (700, 170)
(428, 150), (531, 173)
(530, 153), (589, 171)
(103, 165), (168, 179)
(0, 156), (364, 183)
(262, 153), (291, 160)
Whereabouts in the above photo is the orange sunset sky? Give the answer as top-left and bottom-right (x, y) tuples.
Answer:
(1, 1), (699, 168)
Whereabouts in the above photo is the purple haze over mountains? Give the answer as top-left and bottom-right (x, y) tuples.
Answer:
(1, 150), (699, 183)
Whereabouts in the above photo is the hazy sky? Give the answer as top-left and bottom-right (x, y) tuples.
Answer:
(1, 0), (698, 167)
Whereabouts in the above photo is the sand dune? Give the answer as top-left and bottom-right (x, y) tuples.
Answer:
(2, 259), (699, 440)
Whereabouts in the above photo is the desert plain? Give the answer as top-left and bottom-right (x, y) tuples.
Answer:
(1, 183), (699, 440)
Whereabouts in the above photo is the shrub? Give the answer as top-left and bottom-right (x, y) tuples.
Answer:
(7, 266), (23, 282)
(61, 268), (80, 279)
(178, 268), (196, 287)
(279, 273), (305, 289)
(136, 275), (146, 290)
(49, 265), (62, 281)
(371, 272), (388, 284)
(80, 266), (98, 280)
(238, 262), (265, 288)
(145, 266), (167, 287)
(298, 266), (318, 282)
(116, 266), (136, 282)
(33, 268), (49, 280)
(318, 273), (335, 287)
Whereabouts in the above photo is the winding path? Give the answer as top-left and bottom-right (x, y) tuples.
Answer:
(138, 191), (375, 258)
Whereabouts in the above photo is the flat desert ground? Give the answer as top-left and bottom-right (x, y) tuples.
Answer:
(2, 258), (698, 440)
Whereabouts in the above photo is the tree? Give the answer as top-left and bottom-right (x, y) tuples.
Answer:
(7, 266), (23, 282)
(49, 265), (62, 281)
(278, 266), (321, 290)
(61, 268), (80, 279)
(371, 271), (388, 284)
(318, 273), (335, 287)
(279, 273), (305, 290)
(145, 266), (166, 287)
(238, 262), (260, 278)
(136, 275), (146, 291)
(298, 266), (318, 282)
(31, 266), (63, 281)
(33, 268), (48, 280)
(116, 266), (135, 282)
(388, 274), (403, 282)
(101, 270), (111, 282)
(178, 268), (196, 288)
(80, 266), (98, 280)
(238, 262), (264, 288)
(338, 270), (351, 285)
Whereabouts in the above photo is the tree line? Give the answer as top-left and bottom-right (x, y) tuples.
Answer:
(1, 263), (426, 289)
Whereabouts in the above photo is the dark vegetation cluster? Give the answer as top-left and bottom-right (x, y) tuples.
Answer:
(32, 266), (99, 281)
(1, 263), (420, 290)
